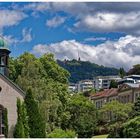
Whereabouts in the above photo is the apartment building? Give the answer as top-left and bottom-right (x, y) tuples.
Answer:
(90, 83), (140, 109)
(93, 75), (121, 90)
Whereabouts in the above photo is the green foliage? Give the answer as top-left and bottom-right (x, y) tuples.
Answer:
(9, 52), (70, 134)
(109, 80), (118, 88)
(83, 88), (96, 97)
(25, 88), (46, 138)
(132, 97), (140, 117)
(63, 94), (97, 138)
(3, 108), (8, 138)
(128, 64), (140, 75)
(99, 101), (133, 123)
(119, 67), (126, 78)
(122, 116), (140, 138)
(21, 102), (30, 138)
(57, 59), (119, 83)
(47, 128), (76, 138)
(14, 98), (26, 138)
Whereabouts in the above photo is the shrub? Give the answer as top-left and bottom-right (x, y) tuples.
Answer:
(47, 128), (76, 138)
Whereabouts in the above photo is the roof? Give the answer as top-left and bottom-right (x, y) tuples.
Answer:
(0, 73), (25, 97)
(0, 36), (9, 50)
(123, 83), (140, 88)
(91, 88), (118, 99)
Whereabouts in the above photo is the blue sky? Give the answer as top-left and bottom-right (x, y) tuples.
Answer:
(1, 2), (140, 70)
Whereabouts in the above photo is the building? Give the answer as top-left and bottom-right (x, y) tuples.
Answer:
(68, 83), (78, 93)
(93, 75), (121, 90)
(0, 36), (25, 138)
(118, 75), (140, 86)
(90, 83), (140, 109)
(77, 80), (94, 92)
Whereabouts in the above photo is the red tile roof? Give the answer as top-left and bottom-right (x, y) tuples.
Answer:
(91, 88), (118, 99)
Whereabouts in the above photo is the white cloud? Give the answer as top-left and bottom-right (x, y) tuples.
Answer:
(46, 16), (66, 28)
(21, 28), (32, 43)
(23, 3), (51, 12)
(0, 10), (27, 31)
(32, 35), (140, 70)
(3, 28), (32, 46)
(74, 12), (140, 34)
(84, 37), (107, 42)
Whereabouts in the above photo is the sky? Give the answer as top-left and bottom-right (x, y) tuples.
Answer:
(1, 2), (140, 70)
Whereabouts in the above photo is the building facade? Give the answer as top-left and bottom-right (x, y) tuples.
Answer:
(93, 75), (121, 90)
(90, 83), (140, 109)
(0, 36), (25, 138)
(77, 80), (94, 92)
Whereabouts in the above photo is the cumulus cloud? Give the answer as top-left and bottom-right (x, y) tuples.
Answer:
(32, 35), (140, 70)
(46, 16), (66, 28)
(0, 10), (27, 31)
(74, 12), (140, 34)
(12, 2), (140, 34)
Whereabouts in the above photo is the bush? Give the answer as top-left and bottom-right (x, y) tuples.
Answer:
(47, 128), (76, 138)
(122, 116), (140, 138)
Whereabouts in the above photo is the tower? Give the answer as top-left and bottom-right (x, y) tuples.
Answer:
(0, 36), (11, 77)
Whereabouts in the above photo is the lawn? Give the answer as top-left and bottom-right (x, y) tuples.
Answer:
(93, 134), (108, 138)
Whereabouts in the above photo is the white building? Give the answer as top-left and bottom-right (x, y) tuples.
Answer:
(68, 83), (78, 93)
(77, 80), (94, 92)
(118, 75), (140, 87)
(94, 75), (121, 90)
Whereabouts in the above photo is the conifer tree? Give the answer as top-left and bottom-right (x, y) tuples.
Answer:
(3, 108), (8, 138)
(132, 97), (140, 117)
(25, 88), (46, 138)
(22, 102), (29, 137)
(14, 98), (25, 138)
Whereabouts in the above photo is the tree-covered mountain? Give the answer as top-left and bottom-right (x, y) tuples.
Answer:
(57, 59), (119, 83)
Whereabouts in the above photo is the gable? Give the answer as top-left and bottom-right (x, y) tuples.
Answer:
(0, 73), (25, 98)
(118, 84), (132, 92)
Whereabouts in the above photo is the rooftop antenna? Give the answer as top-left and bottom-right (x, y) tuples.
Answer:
(77, 45), (81, 61)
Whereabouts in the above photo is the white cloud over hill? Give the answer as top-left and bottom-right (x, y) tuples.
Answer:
(32, 35), (140, 70)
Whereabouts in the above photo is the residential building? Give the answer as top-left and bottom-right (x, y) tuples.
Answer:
(68, 83), (78, 93)
(77, 80), (94, 92)
(90, 83), (140, 109)
(118, 75), (140, 87)
(93, 75), (121, 90)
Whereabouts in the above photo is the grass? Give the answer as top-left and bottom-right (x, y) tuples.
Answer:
(93, 134), (109, 138)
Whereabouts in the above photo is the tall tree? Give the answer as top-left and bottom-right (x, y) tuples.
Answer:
(24, 88), (46, 138)
(14, 98), (25, 138)
(3, 108), (8, 138)
(63, 94), (97, 138)
(132, 97), (140, 117)
(119, 67), (126, 78)
(128, 64), (140, 75)
(109, 80), (118, 89)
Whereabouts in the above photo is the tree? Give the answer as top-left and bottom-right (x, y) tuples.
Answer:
(64, 94), (97, 138)
(131, 97), (140, 117)
(99, 101), (132, 123)
(127, 64), (140, 75)
(47, 128), (76, 138)
(122, 116), (140, 138)
(109, 80), (118, 89)
(14, 98), (25, 138)
(21, 102), (29, 137)
(3, 108), (8, 138)
(119, 67), (126, 78)
(24, 88), (46, 138)
(99, 101), (133, 138)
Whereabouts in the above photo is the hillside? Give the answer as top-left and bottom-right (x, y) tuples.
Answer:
(57, 59), (119, 83)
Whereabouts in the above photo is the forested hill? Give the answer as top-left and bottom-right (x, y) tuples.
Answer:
(57, 59), (119, 83)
